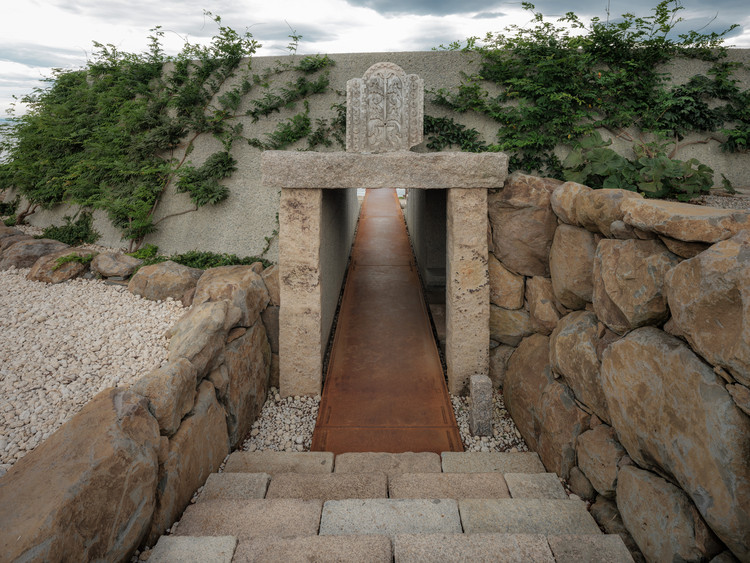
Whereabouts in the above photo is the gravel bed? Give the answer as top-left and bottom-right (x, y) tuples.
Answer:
(0, 267), (185, 472)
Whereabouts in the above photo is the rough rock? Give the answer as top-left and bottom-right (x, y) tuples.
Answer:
(590, 496), (645, 563)
(576, 424), (625, 498)
(550, 181), (592, 226)
(193, 265), (270, 327)
(26, 248), (96, 284)
(488, 253), (525, 309)
(593, 239), (681, 334)
(0, 224), (23, 239)
(0, 233), (32, 253)
(567, 466), (596, 501)
(527, 276), (560, 335)
(90, 252), (143, 278)
(622, 198), (750, 243)
(489, 344), (515, 388)
(148, 381), (229, 544)
(0, 388), (160, 562)
(488, 173), (561, 276)
(549, 311), (610, 423)
(727, 384), (750, 416)
(261, 306), (280, 354)
(617, 465), (723, 563)
(658, 235), (710, 259)
(601, 327), (750, 560)
(469, 374), (493, 436)
(549, 225), (597, 310)
(0, 238), (68, 270)
(128, 260), (203, 303)
(490, 305), (534, 346)
(665, 231), (750, 385)
(261, 264), (280, 307)
(576, 188), (643, 237)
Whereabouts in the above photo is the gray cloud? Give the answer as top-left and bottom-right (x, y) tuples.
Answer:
(345, 0), (504, 16)
(0, 43), (85, 70)
(473, 11), (508, 19)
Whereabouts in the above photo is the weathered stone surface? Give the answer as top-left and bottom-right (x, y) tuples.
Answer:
(469, 374), (493, 436)
(199, 472), (270, 501)
(235, 536), (392, 563)
(0, 233), (32, 253)
(336, 452), (441, 477)
(488, 252), (524, 309)
(441, 451), (546, 474)
(576, 188), (643, 237)
(617, 465), (724, 563)
(593, 239), (680, 334)
(260, 305), (279, 354)
(0, 238), (68, 270)
(148, 381), (229, 543)
(128, 260), (203, 302)
(488, 173), (561, 276)
(503, 334), (554, 452)
(261, 264), (280, 306)
(549, 311), (610, 423)
(389, 472), (510, 499)
(601, 327), (750, 560)
(659, 235), (710, 259)
(504, 472), (568, 499)
(395, 533), (554, 562)
(223, 321), (271, 448)
(225, 451), (334, 475)
(547, 534), (635, 563)
(132, 358), (199, 436)
(26, 248), (95, 284)
(666, 231), (750, 384)
(622, 197), (750, 243)
(527, 276), (560, 334)
(576, 425), (625, 498)
(590, 496), (645, 563)
(266, 472), (387, 501)
(193, 265), (270, 327)
(551, 181), (592, 226)
(0, 388), (160, 562)
(549, 225), (597, 310)
(567, 466), (597, 501)
(727, 384), (750, 416)
(490, 305), (534, 346)
(90, 252), (142, 278)
(0, 224), (23, 239)
(150, 536), (237, 563)
(489, 344), (515, 388)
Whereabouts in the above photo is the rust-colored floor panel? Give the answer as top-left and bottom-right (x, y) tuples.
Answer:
(311, 188), (463, 455)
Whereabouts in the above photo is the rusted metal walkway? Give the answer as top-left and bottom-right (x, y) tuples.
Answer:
(311, 188), (463, 454)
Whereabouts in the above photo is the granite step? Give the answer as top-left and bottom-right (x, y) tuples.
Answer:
(233, 535), (393, 562)
(265, 471), (388, 501)
(223, 451), (333, 475)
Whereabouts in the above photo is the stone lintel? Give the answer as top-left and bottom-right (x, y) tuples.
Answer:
(262, 151), (508, 189)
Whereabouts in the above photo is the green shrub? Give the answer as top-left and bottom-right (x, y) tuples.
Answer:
(39, 211), (100, 245)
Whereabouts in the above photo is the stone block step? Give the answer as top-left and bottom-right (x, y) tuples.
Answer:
(223, 451), (334, 475)
(504, 473), (568, 499)
(174, 499), (322, 538)
(198, 473), (270, 502)
(547, 534), (635, 562)
(233, 535), (393, 562)
(149, 536), (237, 563)
(319, 498), (461, 539)
(441, 451), (546, 473)
(394, 533), (555, 562)
(459, 498), (601, 535)
(265, 472), (387, 500)
(334, 452), (441, 476)
(388, 472), (510, 499)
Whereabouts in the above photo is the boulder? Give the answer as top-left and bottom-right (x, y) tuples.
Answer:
(550, 181), (592, 226)
(727, 384), (750, 417)
(526, 276), (560, 335)
(601, 327), (750, 560)
(0, 224), (23, 238)
(26, 248), (96, 284)
(261, 305), (280, 354)
(0, 388), (160, 562)
(567, 466), (596, 501)
(617, 465), (723, 563)
(128, 260), (203, 303)
(549, 311), (611, 423)
(488, 173), (561, 276)
(576, 424), (625, 498)
(91, 252), (143, 278)
(261, 264), (280, 307)
(488, 253), (525, 309)
(0, 238), (68, 270)
(549, 225), (597, 310)
(590, 496), (645, 563)
(622, 198), (750, 243)
(489, 305), (534, 346)
(489, 344), (515, 388)
(593, 239), (680, 334)
(666, 231), (750, 386)
(658, 235), (710, 259)
(575, 188), (643, 237)
(0, 233), (32, 253)
(193, 265), (270, 327)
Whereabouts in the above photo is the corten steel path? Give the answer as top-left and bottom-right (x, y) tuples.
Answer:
(311, 188), (463, 455)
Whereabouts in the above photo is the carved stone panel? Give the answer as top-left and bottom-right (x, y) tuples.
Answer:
(346, 62), (424, 153)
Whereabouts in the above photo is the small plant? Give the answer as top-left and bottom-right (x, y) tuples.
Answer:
(168, 250), (272, 270)
(39, 211), (100, 245)
(127, 243), (159, 259)
(0, 195), (19, 217)
(52, 252), (95, 271)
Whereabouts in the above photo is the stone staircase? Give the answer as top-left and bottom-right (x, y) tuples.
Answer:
(148, 451), (634, 562)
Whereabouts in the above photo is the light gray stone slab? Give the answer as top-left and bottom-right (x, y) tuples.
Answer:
(459, 499), (602, 535)
(174, 499), (322, 538)
(547, 534), (635, 562)
(223, 451), (334, 475)
(389, 472), (510, 499)
(319, 499), (461, 539)
(149, 536), (237, 563)
(198, 472), (270, 502)
(441, 452), (546, 474)
(234, 535), (392, 562)
(394, 533), (554, 562)
(266, 472), (387, 500)
(334, 452), (441, 476)
(505, 473), (568, 499)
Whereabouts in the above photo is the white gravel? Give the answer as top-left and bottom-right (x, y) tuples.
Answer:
(0, 267), (185, 471)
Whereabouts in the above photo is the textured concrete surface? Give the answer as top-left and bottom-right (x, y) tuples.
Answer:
(198, 473), (270, 502)
(233, 535), (393, 563)
(334, 452), (441, 476)
(504, 473), (568, 499)
(388, 473), (510, 499)
(394, 533), (555, 562)
(319, 499), (461, 539)
(441, 452), (546, 474)
(265, 472), (388, 500)
(547, 534), (635, 562)
(149, 536), (237, 563)
(223, 451), (334, 475)
(459, 499), (602, 535)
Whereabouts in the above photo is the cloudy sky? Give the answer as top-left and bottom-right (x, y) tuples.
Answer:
(1, 0), (748, 116)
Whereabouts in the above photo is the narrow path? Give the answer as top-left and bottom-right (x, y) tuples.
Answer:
(311, 188), (463, 454)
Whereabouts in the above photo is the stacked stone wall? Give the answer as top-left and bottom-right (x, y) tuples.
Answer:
(489, 172), (750, 562)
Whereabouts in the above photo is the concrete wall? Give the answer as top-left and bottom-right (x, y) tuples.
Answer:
(405, 189), (446, 294)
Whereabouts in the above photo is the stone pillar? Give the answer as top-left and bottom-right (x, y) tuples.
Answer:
(446, 188), (490, 395)
(279, 188), (323, 397)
